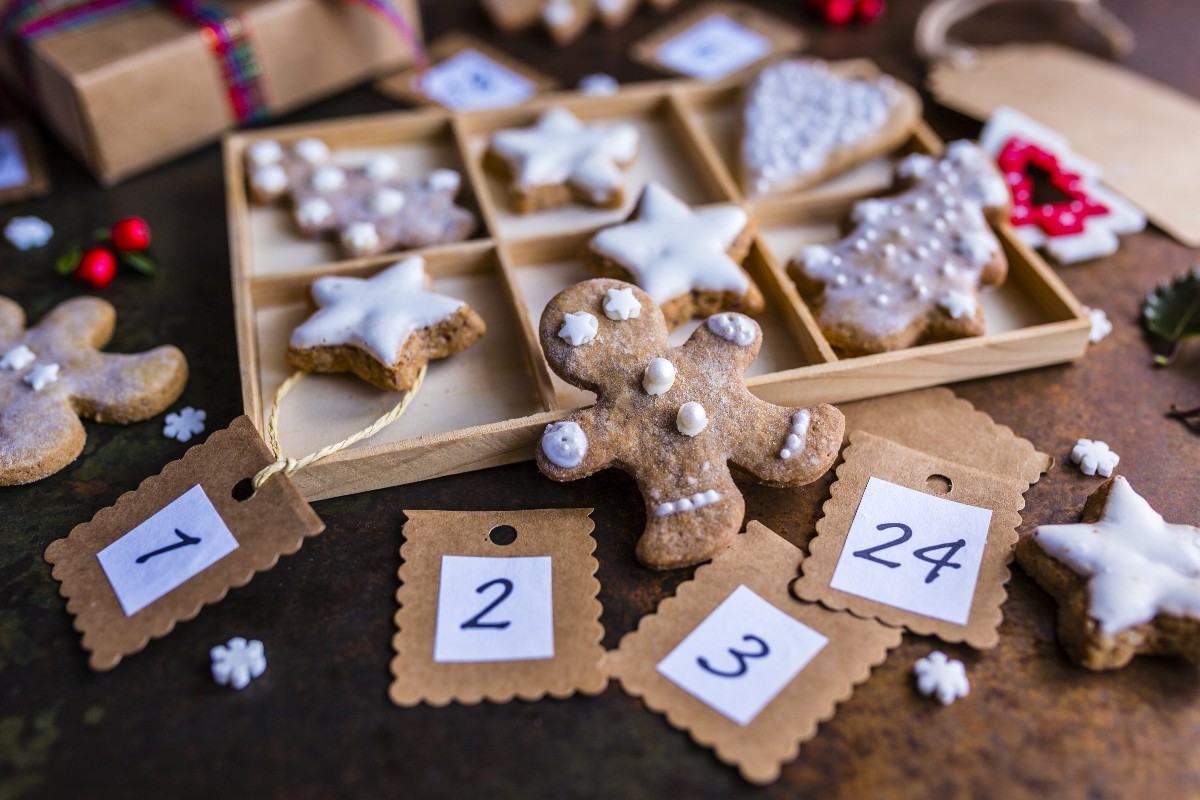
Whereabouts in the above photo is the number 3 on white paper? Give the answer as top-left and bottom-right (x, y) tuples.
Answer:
(433, 555), (554, 663)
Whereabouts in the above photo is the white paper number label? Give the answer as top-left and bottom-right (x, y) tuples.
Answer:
(828, 477), (992, 625)
(419, 49), (537, 111)
(0, 127), (30, 190)
(96, 484), (239, 616)
(656, 585), (827, 725)
(654, 15), (771, 82)
(433, 555), (554, 663)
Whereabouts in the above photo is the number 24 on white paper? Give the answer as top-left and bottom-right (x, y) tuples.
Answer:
(433, 555), (555, 663)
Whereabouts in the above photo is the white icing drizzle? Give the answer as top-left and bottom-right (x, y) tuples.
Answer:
(0, 344), (35, 370)
(426, 168), (462, 193)
(656, 489), (721, 517)
(364, 155), (399, 182)
(296, 197), (334, 227)
(24, 362), (59, 391)
(742, 60), (903, 196)
(247, 140), (283, 168)
(289, 256), (465, 367)
(489, 107), (639, 201)
(676, 402), (707, 436)
(558, 312), (598, 346)
(311, 166), (346, 192)
(643, 357), (675, 396)
(541, 421), (588, 468)
(293, 138), (330, 164)
(706, 312), (756, 347)
(340, 221), (380, 255)
(938, 290), (976, 320)
(779, 409), (810, 459)
(602, 287), (641, 320)
(1034, 476), (1200, 636)
(590, 183), (749, 305)
(369, 188), (406, 215)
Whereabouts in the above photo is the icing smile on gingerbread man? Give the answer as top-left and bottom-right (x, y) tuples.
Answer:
(535, 278), (845, 570)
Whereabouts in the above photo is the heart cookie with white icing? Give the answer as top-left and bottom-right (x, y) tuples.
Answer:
(584, 182), (763, 329)
(535, 278), (844, 570)
(740, 59), (922, 198)
(286, 257), (486, 392)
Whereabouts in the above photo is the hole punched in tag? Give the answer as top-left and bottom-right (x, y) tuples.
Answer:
(231, 478), (256, 502)
(926, 474), (953, 494)
(489, 525), (518, 546)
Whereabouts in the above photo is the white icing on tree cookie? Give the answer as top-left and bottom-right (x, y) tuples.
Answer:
(1034, 476), (1200, 636)
(489, 107), (639, 202)
(289, 257), (465, 366)
(589, 183), (749, 305)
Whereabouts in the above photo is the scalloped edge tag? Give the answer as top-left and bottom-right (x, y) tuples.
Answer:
(390, 508), (606, 707)
(607, 521), (901, 785)
(44, 416), (325, 671)
(794, 432), (1027, 649)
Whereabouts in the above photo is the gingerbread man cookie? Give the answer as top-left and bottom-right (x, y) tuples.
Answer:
(740, 60), (922, 197)
(1017, 476), (1200, 671)
(484, 107), (640, 214)
(286, 257), (486, 392)
(584, 182), (763, 329)
(0, 296), (188, 485)
(536, 278), (844, 570)
(788, 141), (1011, 356)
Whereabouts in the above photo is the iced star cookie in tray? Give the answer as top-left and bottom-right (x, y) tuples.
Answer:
(225, 59), (1090, 501)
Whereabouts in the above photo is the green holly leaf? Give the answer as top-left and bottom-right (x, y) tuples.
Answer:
(119, 251), (156, 276)
(54, 244), (82, 276)
(1143, 267), (1200, 365)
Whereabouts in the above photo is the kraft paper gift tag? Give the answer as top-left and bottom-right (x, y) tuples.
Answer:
(0, 119), (49, 205)
(44, 416), (325, 670)
(390, 508), (606, 706)
(795, 432), (1027, 649)
(608, 521), (901, 785)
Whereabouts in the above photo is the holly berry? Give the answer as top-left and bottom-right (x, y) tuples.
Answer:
(110, 216), (151, 252)
(74, 247), (117, 289)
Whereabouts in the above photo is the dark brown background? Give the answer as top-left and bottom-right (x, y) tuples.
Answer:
(2, 0), (1198, 797)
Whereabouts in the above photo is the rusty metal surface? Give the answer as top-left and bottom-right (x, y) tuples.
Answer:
(2, 0), (1198, 796)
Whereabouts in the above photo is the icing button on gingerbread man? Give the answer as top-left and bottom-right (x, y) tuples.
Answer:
(536, 278), (845, 570)
(0, 296), (188, 485)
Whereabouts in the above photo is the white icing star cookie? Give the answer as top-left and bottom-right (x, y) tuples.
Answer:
(1019, 476), (1200, 670)
(740, 60), (922, 197)
(286, 257), (486, 391)
(585, 183), (763, 328)
(485, 107), (640, 213)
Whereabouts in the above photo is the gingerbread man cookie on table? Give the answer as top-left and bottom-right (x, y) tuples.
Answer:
(536, 278), (844, 570)
(0, 296), (188, 485)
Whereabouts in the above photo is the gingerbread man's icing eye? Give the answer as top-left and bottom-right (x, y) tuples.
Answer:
(558, 312), (599, 346)
(602, 287), (642, 321)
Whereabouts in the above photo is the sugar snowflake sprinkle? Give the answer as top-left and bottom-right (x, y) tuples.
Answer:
(163, 406), (206, 442)
(4, 216), (53, 251)
(914, 651), (969, 705)
(1071, 438), (1119, 478)
(1085, 307), (1112, 344)
(211, 637), (266, 690)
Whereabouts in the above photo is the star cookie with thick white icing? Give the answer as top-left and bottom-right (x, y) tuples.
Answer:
(1017, 476), (1200, 670)
(484, 107), (640, 213)
(0, 296), (188, 485)
(788, 141), (1011, 356)
(585, 182), (764, 329)
(740, 59), (922, 198)
(286, 257), (486, 392)
(535, 278), (844, 570)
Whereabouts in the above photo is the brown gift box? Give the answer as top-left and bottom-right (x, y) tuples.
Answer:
(3, 0), (422, 184)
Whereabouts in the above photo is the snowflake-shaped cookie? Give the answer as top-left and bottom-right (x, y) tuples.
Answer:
(913, 651), (969, 705)
(0, 296), (188, 485)
(286, 257), (486, 392)
(211, 637), (266, 690)
(535, 278), (845, 569)
(1019, 476), (1200, 669)
(585, 182), (762, 328)
(1071, 438), (1119, 477)
(163, 406), (206, 442)
(485, 107), (640, 213)
(788, 141), (1011, 355)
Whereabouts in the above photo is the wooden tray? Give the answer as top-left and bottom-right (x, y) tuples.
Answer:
(224, 63), (1090, 501)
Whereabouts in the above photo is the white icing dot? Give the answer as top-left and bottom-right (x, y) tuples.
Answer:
(578, 73), (619, 96)
(558, 311), (598, 346)
(875, 293), (890, 306)
(833, 274), (848, 287)
(364, 155), (399, 182)
(253, 164), (287, 194)
(643, 357), (675, 396)
(247, 140), (283, 167)
(369, 187), (406, 215)
(542, 0), (575, 27)
(341, 221), (380, 254)
(707, 312), (756, 347)
(541, 421), (588, 468)
(311, 166), (346, 192)
(426, 168), (462, 193)
(294, 138), (330, 164)
(655, 488), (721, 516)
(676, 402), (708, 437)
(296, 197), (334, 227)
(602, 287), (641, 321)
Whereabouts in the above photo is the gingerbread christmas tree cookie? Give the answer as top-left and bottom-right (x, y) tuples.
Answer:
(536, 278), (844, 570)
(0, 296), (188, 485)
(584, 183), (763, 329)
(286, 257), (486, 392)
(1017, 476), (1200, 671)
(788, 141), (1011, 355)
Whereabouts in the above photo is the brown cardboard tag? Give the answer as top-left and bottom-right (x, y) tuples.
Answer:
(390, 508), (606, 706)
(795, 432), (1026, 649)
(629, 2), (806, 83)
(375, 32), (557, 110)
(607, 521), (900, 785)
(43, 416), (325, 671)
(0, 118), (50, 205)
(928, 43), (1200, 247)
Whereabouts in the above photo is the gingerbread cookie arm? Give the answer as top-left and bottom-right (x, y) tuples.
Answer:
(729, 400), (844, 488)
(31, 297), (116, 351)
(0, 296), (24, 340)
(536, 407), (616, 482)
(68, 348), (189, 424)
